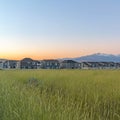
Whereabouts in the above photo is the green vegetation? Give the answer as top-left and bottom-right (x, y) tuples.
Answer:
(0, 70), (120, 120)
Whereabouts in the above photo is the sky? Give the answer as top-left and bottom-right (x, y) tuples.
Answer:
(0, 0), (120, 60)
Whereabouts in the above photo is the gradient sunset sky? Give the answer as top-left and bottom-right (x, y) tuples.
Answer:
(0, 0), (120, 60)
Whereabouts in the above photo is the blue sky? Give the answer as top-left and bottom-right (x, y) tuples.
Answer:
(0, 0), (120, 59)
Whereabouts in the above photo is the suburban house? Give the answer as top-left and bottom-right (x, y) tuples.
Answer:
(16, 61), (21, 69)
(41, 59), (60, 69)
(81, 62), (92, 69)
(0, 60), (18, 69)
(89, 62), (102, 69)
(7, 60), (19, 69)
(20, 58), (38, 69)
(81, 62), (117, 69)
(0, 61), (4, 69)
(60, 60), (80, 69)
(36, 61), (42, 69)
(97, 62), (115, 69)
(116, 63), (120, 69)
(0, 60), (6, 69)
(106, 62), (116, 69)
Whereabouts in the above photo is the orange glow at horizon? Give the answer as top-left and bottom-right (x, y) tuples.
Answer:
(0, 49), (119, 60)
(0, 46), (119, 60)
(0, 51), (87, 60)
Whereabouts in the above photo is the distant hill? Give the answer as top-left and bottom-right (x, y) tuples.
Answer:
(59, 53), (120, 62)
(74, 53), (120, 62)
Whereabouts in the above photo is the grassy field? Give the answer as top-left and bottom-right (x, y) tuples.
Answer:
(0, 70), (120, 120)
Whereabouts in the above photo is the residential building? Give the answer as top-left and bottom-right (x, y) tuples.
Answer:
(41, 59), (60, 69)
(60, 60), (80, 69)
(20, 58), (38, 69)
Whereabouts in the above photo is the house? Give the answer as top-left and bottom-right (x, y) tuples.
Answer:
(16, 61), (21, 69)
(60, 60), (80, 69)
(20, 58), (38, 69)
(41, 59), (60, 69)
(96, 62), (116, 69)
(81, 62), (92, 69)
(107, 62), (116, 69)
(81, 62), (117, 69)
(7, 60), (18, 69)
(116, 63), (120, 69)
(0, 60), (6, 69)
(89, 62), (102, 69)
(36, 61), (42, 69)
(0, 60), (18, 69)
(0, 61), (4, 69)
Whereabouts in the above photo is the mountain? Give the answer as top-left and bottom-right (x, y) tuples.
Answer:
(74, 53), (120, 62)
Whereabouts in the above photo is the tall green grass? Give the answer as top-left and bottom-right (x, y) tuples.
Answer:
(0, 70), (120, 120)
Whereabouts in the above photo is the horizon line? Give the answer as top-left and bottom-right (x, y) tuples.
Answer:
(0, 52), (120, 60)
